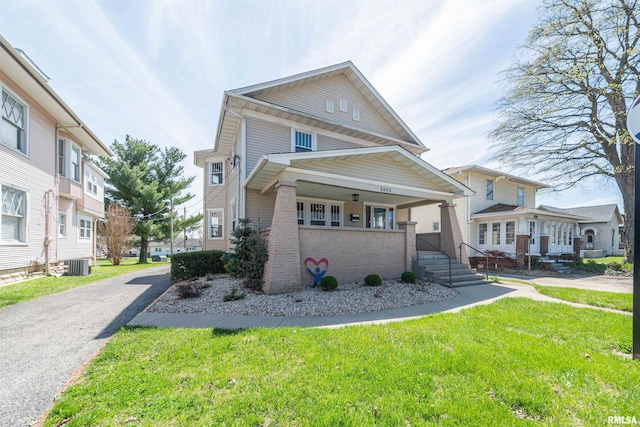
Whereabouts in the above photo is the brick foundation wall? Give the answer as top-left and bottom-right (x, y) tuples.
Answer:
(298, 227), (406, 286)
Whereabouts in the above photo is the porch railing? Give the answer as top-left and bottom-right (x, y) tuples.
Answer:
(416, 235), (451, 286)
(459, 242), (489, 280)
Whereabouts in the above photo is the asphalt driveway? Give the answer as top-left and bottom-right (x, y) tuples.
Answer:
(0, 264), (171, 427)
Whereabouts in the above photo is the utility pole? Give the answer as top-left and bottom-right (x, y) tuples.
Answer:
(183, 207), (187, 250)
(170, 199), (174, 257)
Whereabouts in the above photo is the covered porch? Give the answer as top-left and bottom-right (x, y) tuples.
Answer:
(245, 146), (472, 294)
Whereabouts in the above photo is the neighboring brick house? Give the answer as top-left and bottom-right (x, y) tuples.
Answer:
(0, 35), (111, 284)
(194, 61), (472, 294)
(538, 204), (623, 257)
(413, 165), (585, 268)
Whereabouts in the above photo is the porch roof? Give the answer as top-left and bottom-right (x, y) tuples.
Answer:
(471, 203), (589, 221)
(245, 145), (473, 207)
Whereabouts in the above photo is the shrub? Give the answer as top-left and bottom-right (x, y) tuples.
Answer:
(175, 282), (203, 298)
(320, 275), (338, 291)
(364, 274), (382, 286)
(401, 271), (416, 283)
(572, 259), (606, 274)
(223, 219), (269, 290)
(170, 251), (225, 281)
(223, 288), (247, 302)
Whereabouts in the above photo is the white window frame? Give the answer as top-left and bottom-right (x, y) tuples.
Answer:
(517, 187), (525, 206)
(478, 223), (488, 245)
(71, 144), (81, 183)
(1, 184), (28, 244)
(325, 99), (334, 113)
(505, 221), (515, 245)
(209, 160), (225, 186)
(339, 98), (348, 112)
(432, 221), (440, 232)
(1, 86), (28, 156)
(85, 170), (98, 196)
(486, 179), (494, 200)
(58, 138), (66, 176)
(492, 222), (501, 245)
(59, 212), (67, 237)
(296, 198), (344, 227)
(352, 108), (360, 121)
(291, 129), (316, 152)
(208, 208), (224, 240)
(78, 215), (92, 241)
(364, 203), (396, 230)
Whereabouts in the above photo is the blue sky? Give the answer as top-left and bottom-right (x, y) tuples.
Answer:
(0, 0), (624, 217)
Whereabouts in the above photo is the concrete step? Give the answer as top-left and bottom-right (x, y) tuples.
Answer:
(434, 273), (487, 283)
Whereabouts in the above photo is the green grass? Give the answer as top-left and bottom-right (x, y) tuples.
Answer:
(534, 285), (632, 312)
(0, 258), (165, 309)
(590, 256), (624, 264)
(44, 298), (637, 426)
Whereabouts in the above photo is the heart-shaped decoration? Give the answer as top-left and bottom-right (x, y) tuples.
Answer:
(304, 257), (329, 286)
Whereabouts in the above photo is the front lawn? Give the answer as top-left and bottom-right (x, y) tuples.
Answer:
(0, 258), (165, 309)
(534, 285), (632, 312)
(590, 256), (624, 264)
(45, 298), (636, 426)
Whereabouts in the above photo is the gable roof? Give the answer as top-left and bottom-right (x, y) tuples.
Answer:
(538, 204), (622, 224)
(212, 62), (427, 157)
(443, 165), (549, 189)
(0, 35), (111, 157)
(471, 203), (589, 221)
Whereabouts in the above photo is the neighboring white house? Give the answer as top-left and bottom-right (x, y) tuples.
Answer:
(0, 35), (111, 284)
(194, 61), (473, 294)
(538, 204), (623, 257)
(148, 238), (203, 256)
(413, 165), (585, 267)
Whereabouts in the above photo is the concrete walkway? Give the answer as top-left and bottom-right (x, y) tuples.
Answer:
(0, 264), (171, 427)
(129, 278), (630, 331)
(500, 273), (632, 294)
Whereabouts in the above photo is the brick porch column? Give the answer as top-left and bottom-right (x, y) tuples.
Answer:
(398, 221), (417, 271)
(515, 234), (528, 269)
(540, 235), (549, 256)
(440, 202), (468, 264)
(573, 237), (581, 260)
(262, 181), (302, 295)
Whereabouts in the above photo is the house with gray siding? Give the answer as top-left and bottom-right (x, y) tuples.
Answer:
(538, 204), (623, 257)
(0, 35), (111, 284)
(195, 61), (473, 294)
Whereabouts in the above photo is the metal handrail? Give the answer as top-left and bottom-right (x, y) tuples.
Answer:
(459, 242), (488, 279)
(416, 236), (451, 286)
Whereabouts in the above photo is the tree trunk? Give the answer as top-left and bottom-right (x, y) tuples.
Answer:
(139, 238), (149, 264)
(616, 172), (634, 262)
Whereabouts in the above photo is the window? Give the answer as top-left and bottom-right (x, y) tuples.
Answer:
(550, 225), (556, 245)
(86, 171), (98, 195)
(58, 139), (66, 176)
(297, 201), (305, 225)
(486, 179), (494, 200)
(517, 187), (525, 205)
(78, 216), (92, 240)
(293, 130), (314, 152)
(71, 145), (81, 182)
(432, 221), (440, 232)
(297, 199), (344, 227)
(310, 203), (326, 226)
(208, 209), (223, 239)
(231, 203), (236, 231)
(492, 223), (501, 244)
(529, 221), (536, 244)
(210, 161), (224, 185)
(59, 212), (67, 237)
(352, 109), (360, 121)
(505, 221), (515, 245)
(569, 229), (573, 245)
(330, 205), (340, 227)
(1, 185), (26, 243)
(479, 223), (488, 245)
(339, 98), (347, 112)
(365, 205), (395, 229)
(325, 100), (334, 113)
(1, 89), (27, 154)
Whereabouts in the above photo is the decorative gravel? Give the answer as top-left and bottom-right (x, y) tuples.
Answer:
(147, 275), (458, 317)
